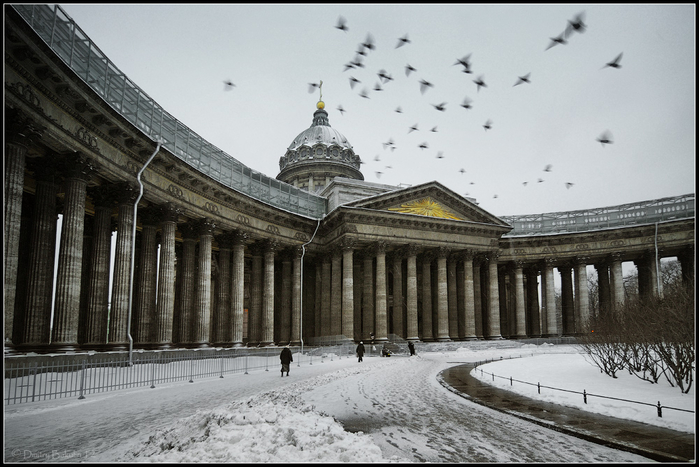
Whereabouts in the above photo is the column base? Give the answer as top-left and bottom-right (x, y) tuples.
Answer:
(48, 343), (81, 353)
(462, 336), (478, 341)
(485, 335), (504, 340)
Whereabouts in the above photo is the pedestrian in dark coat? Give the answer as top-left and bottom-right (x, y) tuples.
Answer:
(408, 341), (416, 356)
(356, 341), (365, 362)
(280, 345), (293, 377)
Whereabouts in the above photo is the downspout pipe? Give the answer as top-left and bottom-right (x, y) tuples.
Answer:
(127, 138), (163, 365)
(299, 217), (322, 364)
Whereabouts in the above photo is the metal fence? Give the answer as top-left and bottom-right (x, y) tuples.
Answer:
(11, 4), (327, 219)
(4, 345), (355, 405)
(473, 356), (694, 418)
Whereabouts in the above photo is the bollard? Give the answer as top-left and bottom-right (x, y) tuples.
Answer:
(492, 372), (495, 381)
(657, 401), (662, 418)
(510, 376), (512, 386)
(583, 389), (587, 404)
(537, 382), (540, 394)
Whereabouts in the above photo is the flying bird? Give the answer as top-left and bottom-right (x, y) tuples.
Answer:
(223, 80), (235, 90)
(419, 79), (434, 94)
(383, 138), (395, 149)
(361, 33), (376, 52)
(418, 142), (429, 150)
(460, 97), (473, 109)
(544, 164), (552, 172)
(375, 171), (383, 179)
(454, 54), (472, 68)
(396, 34), (410, 48)
(432, 102), (447, 112)
(565, 182), (575, 189)
(374, 154), (381, 161)
(337, 105), (346, 115)
(436, 151), (444, 159)
(349, 76), (361, 89)
(522, 182), (528, 186)
(359, 88), (370, 99)
(373, 82), (384, 92)
(430, 126), (438, 132)
(546, 33), (568, 50)
(405, 64), (417, 76)
(483, 119), (492, 131)
(538, 178), (545, 183)
(377, 69), (393, 83)
(408, 123), (419, 133)
(473, 75), (487, 92)
(565, 11), (587, 38)
(459, 168), (466, 175)
(514, 73), (531, 86)
(603, 52), (623, 69)
(335, 16), (348, 32)
(597, 130), (614, 146)
(395, 106), (403, 113)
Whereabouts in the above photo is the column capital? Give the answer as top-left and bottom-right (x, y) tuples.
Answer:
(6, 107), (45, 148)
(405, 244), (421, 258)
(58, 151), (98, 182)
(193, 217), (216, 236)
(139, 206), (161, 226)
(541, 257), (556, 268)
(511, 259), (525, 269)
(373, 241), (388, 255)
(112, 181), (140, 204)
(179, 221), (200, 240)
(88, 184), (117, 209)
(339, 236), (356, 250)
(609, 251), (623, 263)
(459, 249), (476, 261)
(159, 202), (182, 223)
(436, 246), (451, 259)
(574, 255), (590, 266)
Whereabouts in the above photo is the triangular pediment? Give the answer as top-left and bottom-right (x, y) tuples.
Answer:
(344, 181), (510, 227)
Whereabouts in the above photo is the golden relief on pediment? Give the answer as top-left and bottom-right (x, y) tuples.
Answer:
(387, 197), (462, 220)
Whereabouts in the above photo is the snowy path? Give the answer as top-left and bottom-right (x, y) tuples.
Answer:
(4, 347), (650, 463)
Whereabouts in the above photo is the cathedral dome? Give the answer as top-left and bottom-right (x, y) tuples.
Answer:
(277, 100), (363, 192)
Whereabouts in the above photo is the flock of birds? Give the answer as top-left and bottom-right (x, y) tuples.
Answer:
(225, 10), (623, 202)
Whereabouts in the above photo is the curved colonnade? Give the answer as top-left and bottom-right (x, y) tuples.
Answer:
(4, 6), (695, 353)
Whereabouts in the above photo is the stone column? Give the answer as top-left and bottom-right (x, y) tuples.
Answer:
(512, 260), (527, 338)
(280, 249), (293, 345)
(541, 258), (558, 337)
(421, 251), (434, 341)
(176, 223), (197, 344)
(596, 263), (611, 315)
(405, 245), (419, 341)
(108, 182), (139, 349)
(374, 242), (388, 342)
(353, 258), (362, 342)
(154, 203), (180, 348)
(486, 252), (502, 339)
(526, 267), (541, 337)
(436, 247), (450, 341)
(314, 260), (322, 339)
(51, 153), (96, 350)
(193, 218), (215, 347)
(362, 251), (374, 341)
(21, 161), (60, 349)
(230, 231), (248, 346)
(133, 207), (159, 347)
(321, 254), (332, 337)
(460, 251), (477, 340)
(609, 252), (625, 311)
(574, 257), (590, 334)
(260, 240), (278, 346)
(447, 253), (458, 340)
(473, 256), (483, 339)
(83, 186), (115, 347)
(331, 248), (342, 337)
(291, 246), (302, 345)
(5, 109), (44, 347)
(559, 264), (575, 336)
(214, 233), (233, 345)
(341, 238), (355, 341)
(391, 251), (404, 338)
(248, 242), (264, 345)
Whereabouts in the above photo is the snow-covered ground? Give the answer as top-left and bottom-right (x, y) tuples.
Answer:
(3, 343), (694, 463)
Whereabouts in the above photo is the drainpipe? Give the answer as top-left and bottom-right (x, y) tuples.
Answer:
(127, 138), (163, 365)
(299, 217), (322, 362)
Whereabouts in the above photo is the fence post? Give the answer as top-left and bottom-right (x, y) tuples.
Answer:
(583, 389), (587, 404)
(78, 360), (87, 400)
(244, 355), (248, 375)
(189, 356), (194, 383)
(657, 401), (662, 418)
(150, 354), (156, 389)
(492, 372), (494, 381)
(220, 355), (224, 379)
(265, 348), (269, 371)
(537, 382), (540, 394)
(510, 376), (512, 386)
(30, 362), (38, 403)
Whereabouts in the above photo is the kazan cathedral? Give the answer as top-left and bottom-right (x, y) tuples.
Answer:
(4, 5), (695, 353)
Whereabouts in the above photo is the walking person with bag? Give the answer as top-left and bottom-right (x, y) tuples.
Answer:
(280, 345), (293, 377)
(356, 341), (365, 362)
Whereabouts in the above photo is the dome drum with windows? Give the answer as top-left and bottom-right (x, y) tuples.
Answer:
(277, 99), (363, 193)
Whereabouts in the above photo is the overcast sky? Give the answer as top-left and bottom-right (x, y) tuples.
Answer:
(58, 4), (695, 217)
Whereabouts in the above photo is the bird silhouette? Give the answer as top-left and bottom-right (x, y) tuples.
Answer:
(565, 182), (575, 189)
(522, 181), (528, 186)
(544, 164), (552, 172)
(396, 34), (410, 48)
(430, 126), (438, 132)
(419, 142), (429, 150)
(361, 33), (376, 52)
(308, 82), (320, 94)
(335, 16), (348, 32)
(454, 54), (472, 68)
(483, 119), (492, 131)
(419, 79), (434, 94)
(383, 138), (395, 149)
(337, 105), (346, 115)
(223, 80), (236, 90)
(432, 102), (447, 112)
(436, 151), (444, 159)
(374, 154), (381, 161)
(460, 97), (473, 109)
(538, 178), (545, 183)
(473, 75), (487, 92)
(603, 52), (623, 69)
(546, 33), (568, 50)
(374, 82), (384, 92)
(514, 73), (531, 86)
(395, 106), (403, 113)
(350, 55), (365, 68)
(459, 168), (466, 175)
(349, 76), (361, 89)
(405, 64), (417, 76)
(493, 194), (499, 199)
(377, 69), (393, 83)
(408, 123), (419, 133)
(359, 88), (370, 99)
(597, 131), (614, 146)
(565, 12), (586, 38)
(375, 171), (383, 178)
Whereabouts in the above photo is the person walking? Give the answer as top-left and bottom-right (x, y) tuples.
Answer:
(408, 341), (416, 356)
(356, 341), (365, 362)
(280, 345), (293, 377)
